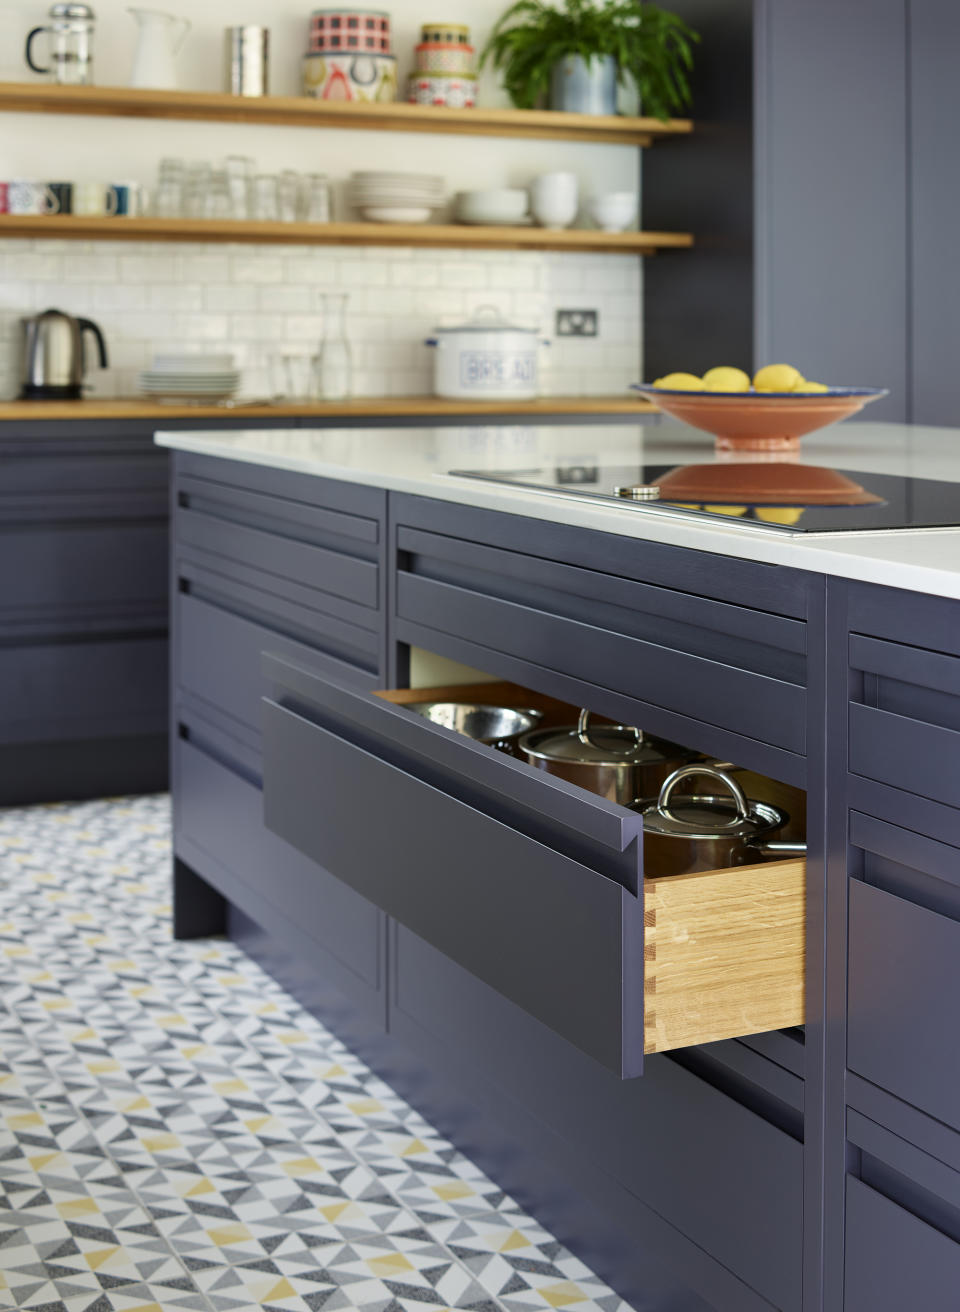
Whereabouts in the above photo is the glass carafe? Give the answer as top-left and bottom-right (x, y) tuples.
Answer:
(318, 293), (352, 400)
(25, 3), (96, 85)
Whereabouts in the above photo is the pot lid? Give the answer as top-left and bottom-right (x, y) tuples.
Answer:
(51, 3), (95, 18)
(519, 710), (688, 768)
(637, 765), (786, 841)
(434, 305), (537, 334)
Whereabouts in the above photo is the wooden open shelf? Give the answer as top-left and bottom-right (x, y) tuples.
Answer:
(0, 395), (658, 423)
(0, 213), (693, 254)
(0, 80), (692, 146)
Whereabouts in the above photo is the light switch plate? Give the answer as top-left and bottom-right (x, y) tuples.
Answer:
(555, 309), (599, 337)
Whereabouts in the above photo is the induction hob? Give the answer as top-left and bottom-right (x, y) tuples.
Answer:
(449, 462), (960, 533)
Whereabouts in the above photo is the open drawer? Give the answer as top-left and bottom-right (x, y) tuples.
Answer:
(261, 654), (805, 1078)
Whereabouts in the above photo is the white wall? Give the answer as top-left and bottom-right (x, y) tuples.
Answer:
(0, 0), (643, 399)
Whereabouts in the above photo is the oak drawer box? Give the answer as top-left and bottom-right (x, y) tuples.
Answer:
(261, 658), (805, 1078)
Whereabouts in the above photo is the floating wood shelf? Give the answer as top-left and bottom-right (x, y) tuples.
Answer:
(0, 213), (693, 254)
(0, 80), (692, 146)
(0, 395), (658, 423)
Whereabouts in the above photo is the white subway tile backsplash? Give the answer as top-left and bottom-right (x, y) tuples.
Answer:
(0, 238), (641, 400)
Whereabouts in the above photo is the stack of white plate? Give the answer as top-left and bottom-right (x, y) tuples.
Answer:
(137, 353), (240, 402)
(349, 171), (444, 224)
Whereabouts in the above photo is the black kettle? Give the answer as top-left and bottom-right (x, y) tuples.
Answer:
(20, 308), (108, 399)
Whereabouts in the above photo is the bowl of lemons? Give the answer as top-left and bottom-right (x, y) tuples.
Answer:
(632, 364), (888, 452)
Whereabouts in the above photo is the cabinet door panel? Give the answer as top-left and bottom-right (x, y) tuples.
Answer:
(845, 1177), (960, 1312)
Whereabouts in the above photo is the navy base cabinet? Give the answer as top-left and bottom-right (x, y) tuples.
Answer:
(0, 425), (170, 804)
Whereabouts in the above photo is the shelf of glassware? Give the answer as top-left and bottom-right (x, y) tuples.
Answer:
(0, 80), (692, 146)
(0, 213), (694, 254)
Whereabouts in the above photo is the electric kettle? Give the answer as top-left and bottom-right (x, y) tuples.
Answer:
(20, 308), (108, 399)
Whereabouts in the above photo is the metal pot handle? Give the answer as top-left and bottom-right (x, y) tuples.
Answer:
(576, 708), (641, 753)
(657, 763), (751, 826)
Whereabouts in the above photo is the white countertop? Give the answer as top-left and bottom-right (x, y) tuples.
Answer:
(156, 419), (960, 600)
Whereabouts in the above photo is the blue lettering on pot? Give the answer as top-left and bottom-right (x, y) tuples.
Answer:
(459, 351), (536, 387)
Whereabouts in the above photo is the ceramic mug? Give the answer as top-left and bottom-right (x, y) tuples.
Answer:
(0, 182), (8, 214)
(73, 181), (119, 216)
(49, 181), (73, 214)
(530, 171), (578, 229)
(8, 181), (59, 215)
(113, 182), (147, 216)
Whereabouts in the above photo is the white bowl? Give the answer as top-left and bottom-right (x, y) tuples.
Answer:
(361, 205), (433, 223)
(589, 191), (637, 232)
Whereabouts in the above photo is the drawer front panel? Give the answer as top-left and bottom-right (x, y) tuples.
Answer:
(848, 876), (960, 1131)
(849, 633), (960, 810)
(392, 922), (802, 1312)
(0, 523), (168, 613)
(177, 593), (378, 734)
(177, 737), (382, 997)
(0, 636), (167, 743)
(397, 572), (806, 754)
(263, 698), (645, 1076)
(178, 509), (378, 610)
(845, 1176), (960, 1312)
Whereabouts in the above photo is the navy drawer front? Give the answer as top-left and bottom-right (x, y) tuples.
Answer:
(848, 874), (960, 1133)
(0, 523), (168, 614)
(849, 634), (960, 811)
(849, 581), (960, 657)
(396, 526), (807, 758)
(845, 1176), (960, 1312)
(0, 636), (167, 744)
(177, 591), (378, 736)
(261, 654), (646, 1077)
(392, 923), (802, 1312)
(177, 736), (383, 1002)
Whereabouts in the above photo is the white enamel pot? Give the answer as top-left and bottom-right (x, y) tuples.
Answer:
(425, 305), (549, 400)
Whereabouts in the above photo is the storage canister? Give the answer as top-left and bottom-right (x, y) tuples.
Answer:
(425, 305), (548, 400)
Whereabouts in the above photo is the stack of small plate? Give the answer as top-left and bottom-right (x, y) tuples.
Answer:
(349, 171), (444, 223)
(137, 353), (240, 402)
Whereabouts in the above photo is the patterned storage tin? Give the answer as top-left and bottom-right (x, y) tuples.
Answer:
(414, 41), (475, 74)
(407, 71), (476, 107)
(304, 51), (398, 101)
(309, 9), (391, 54)
(420, 21), (470, 45)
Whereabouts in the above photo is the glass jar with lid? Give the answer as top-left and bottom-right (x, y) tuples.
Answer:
(25, 4), (96, 86)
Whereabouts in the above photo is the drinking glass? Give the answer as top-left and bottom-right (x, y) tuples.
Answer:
(209, 169), (232, 219)
(225, 154), (253, 219)
(252, 174), (279, 221)
(303, 173), (330, 223)
(153, 179), (182, 217)
(278, 170), (300, 223)
(318, 292), (351, 399)
(268, 349), (318, 400)
(184, 161), (212, 218)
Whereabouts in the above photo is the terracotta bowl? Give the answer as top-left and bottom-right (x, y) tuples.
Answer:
(655, 462), (884, 506)
(632, 385), (888, 452)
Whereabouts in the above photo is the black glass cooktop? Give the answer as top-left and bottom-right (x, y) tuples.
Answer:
(450, 462), (960, 533)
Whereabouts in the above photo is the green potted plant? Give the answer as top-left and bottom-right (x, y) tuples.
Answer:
(480, 0), (698, 119)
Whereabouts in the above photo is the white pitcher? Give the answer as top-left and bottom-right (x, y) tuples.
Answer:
(128, 8), (190, 89)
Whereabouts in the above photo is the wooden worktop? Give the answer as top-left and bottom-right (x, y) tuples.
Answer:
(0, 395), (656, 422)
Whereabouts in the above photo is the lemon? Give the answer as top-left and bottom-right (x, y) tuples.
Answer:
(794, 381), (830, 394)
(701, 366), (751, 393)
(754, 363), (804, 392)
(653, 372), (704, 390)
(754, 507), (805, 525)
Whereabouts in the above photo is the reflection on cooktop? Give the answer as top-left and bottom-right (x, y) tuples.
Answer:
(450, 463), (960, 533)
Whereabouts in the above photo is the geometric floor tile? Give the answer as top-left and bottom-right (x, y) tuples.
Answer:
(0, 795), (634, 1312)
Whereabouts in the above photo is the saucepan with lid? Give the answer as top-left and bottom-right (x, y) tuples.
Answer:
(633, 763), (806, 877)
(517, 709), (696, 806)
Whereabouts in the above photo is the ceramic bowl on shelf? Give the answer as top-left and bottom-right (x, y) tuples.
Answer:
(455, 188), (529, 226)
(407, 72), (476, 107)
(589, 191), (637, 232)
(302, 51), (397, 101)
(631, 384), (889, 452)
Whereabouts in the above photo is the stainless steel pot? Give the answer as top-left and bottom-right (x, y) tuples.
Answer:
(518, 709), (696, 806)
(407, 701), (542, 754)
(633, 764), (806, 877)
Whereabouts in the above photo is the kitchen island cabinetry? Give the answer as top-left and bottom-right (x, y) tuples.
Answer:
(160, 426), (960, 1312)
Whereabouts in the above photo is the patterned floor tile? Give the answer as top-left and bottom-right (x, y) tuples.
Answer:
(0, 795), (635, 1312)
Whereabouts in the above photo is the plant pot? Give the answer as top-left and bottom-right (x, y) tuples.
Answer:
(549, 54), (617, 115)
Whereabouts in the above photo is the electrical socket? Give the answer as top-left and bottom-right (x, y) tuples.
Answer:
(555, 309), (599, 337)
